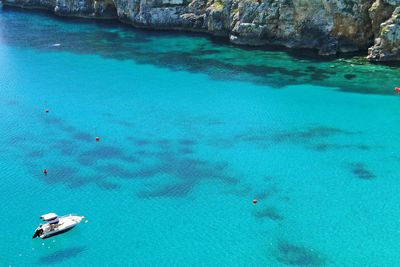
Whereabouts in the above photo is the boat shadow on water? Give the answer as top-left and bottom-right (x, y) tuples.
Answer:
(36, 246), (87, 265)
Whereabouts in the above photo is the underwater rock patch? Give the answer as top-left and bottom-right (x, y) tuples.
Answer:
(41, 166), (107, 188)
(178, 148), (195, 154)
(135, 139), (151, 146)
(26, 150), (45, 158)
(235, 125), (360, 148)
(349, 162), (376, 180)
(59, 125), (77, 134)
(253, 206), (283, 221)
(138, 181), (196, 198)
(110, 119), (134, 128)
(97, 180), (121, 190)
(344, 74), (357, 80)
(5, 100), (19, 106)
(311, 143), (369, 152)
(97, 164), (135, 178)
(39, 165), (79, 184)
(206, 138), (236, 149)
(289, 126), (357, 140)
(222, 184), (252, 197)
(52, 139), (78, 156)
(157, 139), (171, 147)
(79, 146), (126, 161)
(73, 132), (92, 142)
(135, 150), (151, 156)
(7, 135), (31, 146)
(275, 240), (325, 266)
(254, 191), (269, 200)
(42, 117), (64, 126)
(77, 155), (96, 166)
(67, 175), (102, 189)
(179, 139), (197, 146)
(134, 151), (236, 198)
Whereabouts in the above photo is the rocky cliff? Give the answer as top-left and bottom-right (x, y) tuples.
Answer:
(3, 0), (400, 61)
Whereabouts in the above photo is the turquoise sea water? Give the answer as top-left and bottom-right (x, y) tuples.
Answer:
(1, 7), (400, 266)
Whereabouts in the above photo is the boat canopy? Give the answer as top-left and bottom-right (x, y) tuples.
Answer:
(40, 213), (58, 221)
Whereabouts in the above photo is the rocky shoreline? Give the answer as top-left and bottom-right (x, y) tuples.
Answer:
(2, 0), (400, 62)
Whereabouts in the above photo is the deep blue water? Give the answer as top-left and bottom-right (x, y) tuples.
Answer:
(1, 7), (400, 266)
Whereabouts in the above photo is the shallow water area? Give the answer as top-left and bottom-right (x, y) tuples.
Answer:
(1, 7), (400, 266)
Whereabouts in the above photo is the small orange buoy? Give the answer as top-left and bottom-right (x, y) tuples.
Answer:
(252, 199), (257, 204)
(95, 137), (100, 142)
(43, 169), (48, 175)
(45, 109), (49, 113)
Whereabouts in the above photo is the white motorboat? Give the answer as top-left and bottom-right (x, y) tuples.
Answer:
(32, 213), (84, 239)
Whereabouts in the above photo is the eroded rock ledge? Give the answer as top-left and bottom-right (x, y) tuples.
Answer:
(3, 0), (400, 61)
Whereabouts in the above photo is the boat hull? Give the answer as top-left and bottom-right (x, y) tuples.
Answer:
(40, 225), (76, 239)
(33, 215), (84, 239)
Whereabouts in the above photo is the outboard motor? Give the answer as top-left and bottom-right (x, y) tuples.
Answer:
(32, 227), (43, 239)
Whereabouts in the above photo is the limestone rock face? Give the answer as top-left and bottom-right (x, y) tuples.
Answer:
(115, 0), (379, 55)
(369, 0), (395, 36)
(368, 6), (400, 61)
(3, 0), (400, 61)
(55, 0), (117, 17)
(4, 0), (117, 18)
